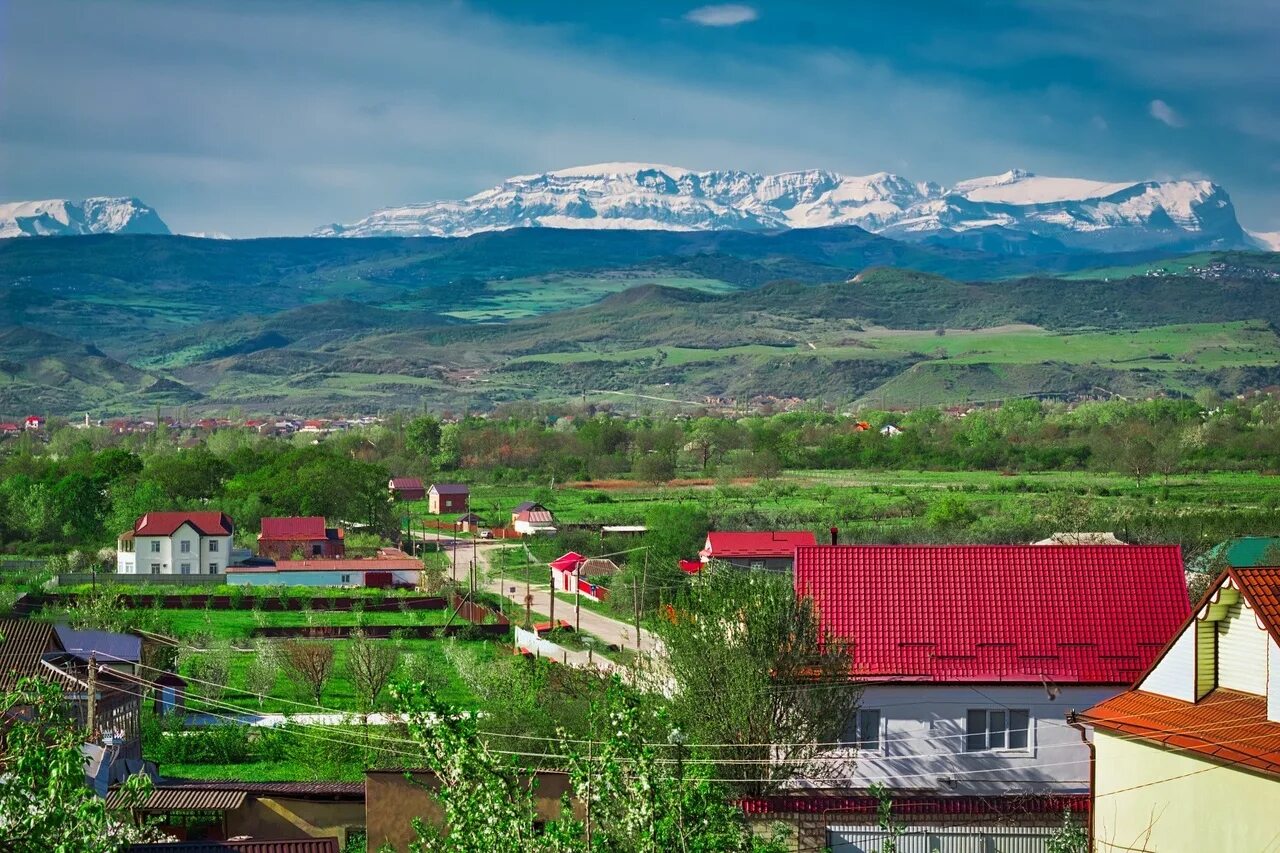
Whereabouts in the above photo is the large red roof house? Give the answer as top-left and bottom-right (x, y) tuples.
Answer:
(258, 516), (344, 561)
(117, 512), (235, 576)
(785, 544), (1189, 849)
(700, 530), (817, 572)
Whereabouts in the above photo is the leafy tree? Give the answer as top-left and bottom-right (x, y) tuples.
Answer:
(0, 677), (159, 851)
(244, 644), (281, 708)
(656, 568), (861, 795)
(406, 416), (443, 458)
(1045, 808), (1088, 853)
(632, 452), (675, 485)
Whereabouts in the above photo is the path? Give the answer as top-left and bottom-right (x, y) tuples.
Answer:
(472, 541), (659, 653)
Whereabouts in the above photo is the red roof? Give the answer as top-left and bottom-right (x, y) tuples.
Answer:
(794, 544), (1188, 684)
(390, 477), (425, 490)
(1082, 689), (1280, 778)
(679, 559), (704, 575)
(260, 516), (331, 541)
(549, 552), (587, 572)
(134, 511), (233, 537)
(1231, 566), (1280, 646)
(701, 530), (817, 558)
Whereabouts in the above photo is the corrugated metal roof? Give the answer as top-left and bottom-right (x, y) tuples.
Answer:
(1083, 688), (1280, 778)
(430, 483), (469, 495)
(703, 530), (817, 558)
(0, 618), (59, 690)
(737, 793), (1088, 816)
(260, 516), (328, 540)
(390, 477), (425, 490)
(54, 626), (141, 664)
(134, 512), (233, 537)
(127, 839), (339, 853)
(109, 787), (247, 812)
(155, 780), (365, 797)
(793, 544), (1189, 684)
(549, 552), (587, 571)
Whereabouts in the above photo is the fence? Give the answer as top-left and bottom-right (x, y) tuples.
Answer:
(250, 624), (510, 640)
(2, 559), (47, 572)
(513, 626), (570, 659)
(58, 573), (219, 587)
(451, 594), (510, 626)
(22, 592), (449, 612)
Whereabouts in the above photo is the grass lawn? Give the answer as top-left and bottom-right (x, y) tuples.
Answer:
(162, 606), (458, 643)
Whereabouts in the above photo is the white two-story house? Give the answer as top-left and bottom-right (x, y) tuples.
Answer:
(117, 511), (235, 576)
(789, 544), (1190, 853)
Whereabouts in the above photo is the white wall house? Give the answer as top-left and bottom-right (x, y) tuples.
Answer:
(116, 511), (234, 576)
(792, 544), (1191, 853)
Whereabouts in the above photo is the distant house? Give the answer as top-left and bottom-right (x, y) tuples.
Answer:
(1031, 531), (1126, 545)
(389, 477), (427, 501)
(227, 550), (422, 588)
(428, 483), (469, 514)
(24, 415), (44, 430)
(1081, 566), (1280, 851)
(699, 530), (817, 572)
(513, 504), (557, 536)
(1190, 535), (1280, 574)
(0, 422), (20, 436)
(879, 424), (902, 437)
(117, 511), (235, 576)
(455, 512), (483, 533)
(52, 626), (141, 676)
(792, 544), (1189, 850)
(258, 516), (344, 561)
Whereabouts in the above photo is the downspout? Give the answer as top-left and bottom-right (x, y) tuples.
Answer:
(1066, 710), (1095, 850)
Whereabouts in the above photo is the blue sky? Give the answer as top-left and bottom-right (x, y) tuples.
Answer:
(1, 0), (1276, 236)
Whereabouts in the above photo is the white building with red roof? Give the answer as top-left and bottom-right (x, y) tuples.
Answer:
(700, 530), (817, 572)
(1080, 566), (1280, 852)
(117, 511), (235, 576)
(790, 544), (1189, 849)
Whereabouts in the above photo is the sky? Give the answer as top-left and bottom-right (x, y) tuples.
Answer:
(1, 0), (1277, 236)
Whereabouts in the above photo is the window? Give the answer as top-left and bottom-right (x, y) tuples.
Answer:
(312, 544), (323, 556)
(965, 709), (1030, 752)
(150, 540), (161, 553)
(180, 540), (191, 554)
(208, 563), (218, 574)
(180, 563), (191, 575)
(208, 540), (219, 553)
(341, 574), (351, 584)
(854, 709), (881, 751)
(150, 563), (161, 575)
(749, 561), (765, 571)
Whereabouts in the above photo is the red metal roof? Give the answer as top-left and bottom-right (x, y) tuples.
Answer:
(390, 477), (425, 490)
(549, 552), (587, 572)
(260, 516), (328, 540)
(702, 530), (817, 558)
(127, 840), (339, 853)
(1083, 688), (1280, 778)
(134, 511), (233, 537)
(679, 559), (704, 574)
(793, 544), (1188, 684)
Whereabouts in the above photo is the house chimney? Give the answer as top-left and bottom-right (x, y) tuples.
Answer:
(829, 526), (839, 546)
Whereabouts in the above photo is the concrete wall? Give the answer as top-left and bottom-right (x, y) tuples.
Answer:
(224, 797), (365, 847)
(1093, 730), (1280, 852)
(820, 684), (1117, 795)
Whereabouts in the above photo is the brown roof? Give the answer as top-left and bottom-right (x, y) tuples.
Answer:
(259, 516), (331, 541)
(390, 477), (425, 490)
(151, 780), (364, 797)
(109, 787), (248, 812)
(1082, 688), (1280, 779)
(127, 840), (339, 853)
(0, 619), (60, 691)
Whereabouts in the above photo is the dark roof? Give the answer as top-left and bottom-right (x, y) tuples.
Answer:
(134, 511), (233, 537)
(794, 544), (1189, 684)
(430, 483), (469, 495)
(259, 516), (329, 541)
(0, 618), (60, 690)
(53, 626), (141, 664)
(513, 501), (546, 512)
(109, 787), (247, 812)
(127, 840), (339, 853)
(152, 779), (364, 798)
(737, 794), (1088, 817)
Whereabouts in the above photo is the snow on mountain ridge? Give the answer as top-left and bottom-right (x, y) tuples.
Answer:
(0, 197), (170, 238)
(314, 164), (1246, 252)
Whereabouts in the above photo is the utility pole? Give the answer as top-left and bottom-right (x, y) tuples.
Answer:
(575, 559), (582, 635)
(635, 549), (648, 652)
(549, 560), (556, 629)
(524, 536), (532, 628)
(86, 653), (98, 738)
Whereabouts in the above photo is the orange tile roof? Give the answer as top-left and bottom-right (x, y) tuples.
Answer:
(1231, 566), (1280, 646)
(1082, 688), (1280, 779)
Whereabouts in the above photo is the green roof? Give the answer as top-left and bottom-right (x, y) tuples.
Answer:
(1193, 537), (1280, 573)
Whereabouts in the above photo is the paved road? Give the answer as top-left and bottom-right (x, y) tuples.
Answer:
(473, 542), (659, 653)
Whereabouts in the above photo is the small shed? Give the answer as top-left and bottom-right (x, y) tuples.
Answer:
(389, 477), (426, 501)
(428, 483), (470, 514)
(153, 672), (187, 717)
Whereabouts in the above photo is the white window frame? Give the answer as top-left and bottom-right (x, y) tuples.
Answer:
(150, 540), (161, 553)
(180, 540), (191, 554)
(965, 708), (1031, 753)
(208, 540), (219, 553)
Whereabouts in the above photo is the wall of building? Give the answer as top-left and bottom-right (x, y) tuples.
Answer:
(224, 797), (365, 847)
(227, 569), (421, 587)
(1093, 730), (1280, 852)
(118, 530), (232, 575)
(258, 538), (344, 561)
(824, 684), (1118, 795)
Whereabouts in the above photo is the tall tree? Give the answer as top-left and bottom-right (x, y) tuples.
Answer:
(345, 630), (400, 713)
(280, 640), (335, 705)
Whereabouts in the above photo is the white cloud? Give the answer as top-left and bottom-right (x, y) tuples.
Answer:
(684, 4), (758, 27)
(1148, 99), (1185, 127)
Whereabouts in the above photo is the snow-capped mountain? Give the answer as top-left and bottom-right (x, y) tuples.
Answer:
(0, 197), (170, 238)
(315, 164), (1246, 252)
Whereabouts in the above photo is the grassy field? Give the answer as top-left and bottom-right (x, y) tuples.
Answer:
(161, 606), (458, 642)
(440, 272), (739, 322)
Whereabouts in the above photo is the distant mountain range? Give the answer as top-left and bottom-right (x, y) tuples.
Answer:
(315, 163), (1250, 253)
(0, 197), (170, 238)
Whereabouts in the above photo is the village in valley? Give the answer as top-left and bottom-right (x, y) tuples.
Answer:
(2, 399), (1279, 853)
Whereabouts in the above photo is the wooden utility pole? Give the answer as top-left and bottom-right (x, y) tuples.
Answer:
(524, 538), (532, 628)
(549, 563), (556, 629)
(635, 549), (648, 652)
(86, 653), (98, 737)
(575, 563), (582, 634)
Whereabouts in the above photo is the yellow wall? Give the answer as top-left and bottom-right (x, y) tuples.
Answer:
(1093, 730), (1280, 852)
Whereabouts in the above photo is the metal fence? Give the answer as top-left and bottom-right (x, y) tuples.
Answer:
(56, 573), (220, 586)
